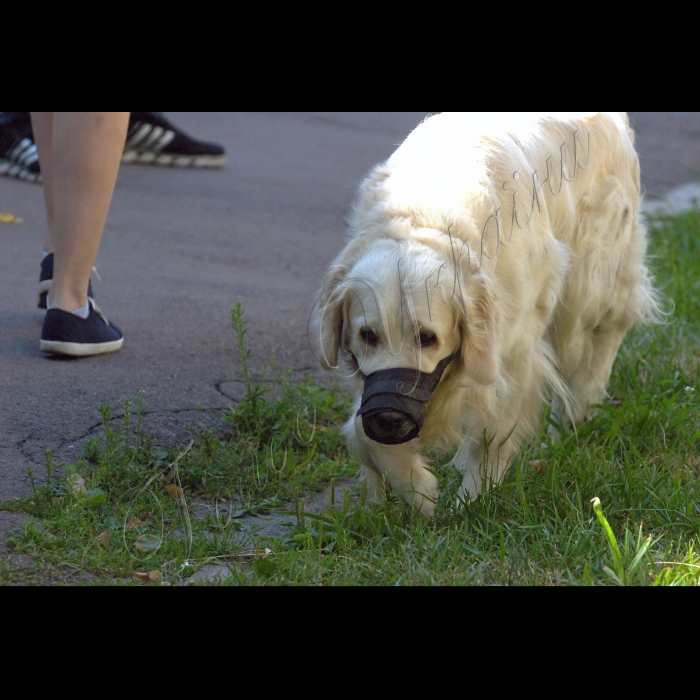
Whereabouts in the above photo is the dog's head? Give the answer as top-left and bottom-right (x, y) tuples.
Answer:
(309, 233), (500, 445)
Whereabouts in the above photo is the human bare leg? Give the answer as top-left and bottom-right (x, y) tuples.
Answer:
(31, 112), (129, 313)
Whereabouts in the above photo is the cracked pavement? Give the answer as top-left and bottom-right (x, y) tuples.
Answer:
(1, 112), (699, 550)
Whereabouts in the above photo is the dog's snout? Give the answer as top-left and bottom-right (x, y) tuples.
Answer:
(357, 357), (457, 446)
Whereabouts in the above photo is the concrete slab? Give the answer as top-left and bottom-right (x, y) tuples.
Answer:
(641, 182), (700, 216)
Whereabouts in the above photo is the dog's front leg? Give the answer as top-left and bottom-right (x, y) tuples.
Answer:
(451, 439), (485, 504)
(452, 425), (521, 506)
(344, 415), (438, 518)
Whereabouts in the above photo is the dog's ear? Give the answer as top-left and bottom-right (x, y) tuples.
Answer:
(458, 272), (500, 385)
(309, 264), (349, 370)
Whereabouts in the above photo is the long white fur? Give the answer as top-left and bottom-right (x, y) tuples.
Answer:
(310, 112), (664, 517)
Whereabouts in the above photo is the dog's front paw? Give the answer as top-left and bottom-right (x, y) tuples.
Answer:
(402, 469), (439, 519)
(359, 463), (387, 502)
(413, 494), (437, 519)
(457, 473), (481, 506)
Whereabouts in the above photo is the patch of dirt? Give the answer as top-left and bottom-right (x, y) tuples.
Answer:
(191, 476), (361, 544)
(184, 476), (362, 585)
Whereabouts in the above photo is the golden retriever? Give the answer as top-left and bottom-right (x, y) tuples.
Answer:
(309, 112), (662, 517)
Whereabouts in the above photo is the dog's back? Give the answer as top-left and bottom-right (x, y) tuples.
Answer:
(352, 112), (661, 425)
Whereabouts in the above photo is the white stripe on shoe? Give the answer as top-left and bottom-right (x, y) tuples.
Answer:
(123, 124), (176, 159)
(139, 126), (165, 149)
(125, 124), (153, 148)
(153, 129), (176, 151)
(9, 139), (39, 166)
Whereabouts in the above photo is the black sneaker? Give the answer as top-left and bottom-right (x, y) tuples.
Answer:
(40, 300), (123, 357)
(0, 113), (41, 184)
(123, 112), (226, 168)
(38, 253), (94, 310)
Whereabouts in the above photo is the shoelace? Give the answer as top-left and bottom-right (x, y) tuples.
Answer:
(89, 299), (111, 325)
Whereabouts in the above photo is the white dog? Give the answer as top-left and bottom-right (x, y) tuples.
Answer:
(309, 112), (662, 517)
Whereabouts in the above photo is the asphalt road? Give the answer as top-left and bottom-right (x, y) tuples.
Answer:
(1, 112), (699, 547)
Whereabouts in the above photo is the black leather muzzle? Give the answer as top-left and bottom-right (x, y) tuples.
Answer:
(356, 352), (457, 445)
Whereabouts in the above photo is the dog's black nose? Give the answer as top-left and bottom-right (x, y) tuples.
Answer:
(363, 411), (418, 445)
(374, 412), (407, 431)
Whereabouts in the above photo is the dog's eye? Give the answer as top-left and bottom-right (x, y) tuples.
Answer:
(360, 328), (378, 346)
(419, 331), (437, 347)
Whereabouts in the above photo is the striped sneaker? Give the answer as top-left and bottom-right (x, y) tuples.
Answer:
(122, 112), (226, 168)
(0, 116), (41, 184)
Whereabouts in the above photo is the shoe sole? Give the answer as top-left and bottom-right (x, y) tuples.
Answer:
(0, 158), (42, 183)
(122, 151), (225, 168)
(40, 337), (124, 357)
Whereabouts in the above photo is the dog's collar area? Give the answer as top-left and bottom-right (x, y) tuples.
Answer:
(355, 351), (458, 445)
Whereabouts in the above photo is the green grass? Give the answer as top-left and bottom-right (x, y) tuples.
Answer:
(1, 212), (699, 586)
